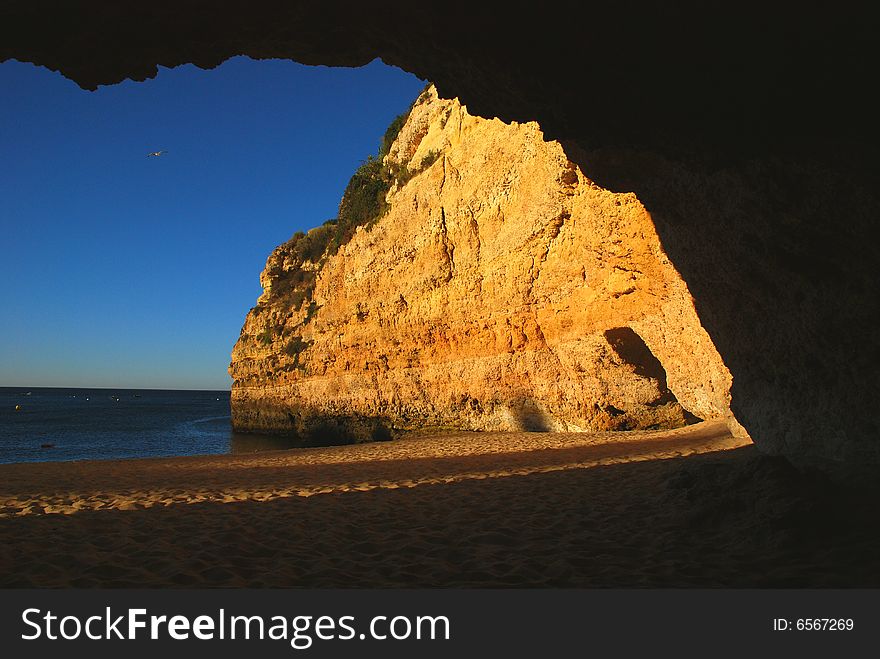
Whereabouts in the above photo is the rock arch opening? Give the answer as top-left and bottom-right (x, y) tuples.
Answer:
(603, 326), (702, 425)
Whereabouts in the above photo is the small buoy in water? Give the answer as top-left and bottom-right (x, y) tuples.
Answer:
(15, 404), (21, 411)
(40, 443), (55, 449)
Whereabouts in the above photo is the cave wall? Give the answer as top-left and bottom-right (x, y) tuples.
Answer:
(3, 0), (877, 477)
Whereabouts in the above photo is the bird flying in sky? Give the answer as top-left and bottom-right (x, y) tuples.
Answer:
(147, 150), (167, 157)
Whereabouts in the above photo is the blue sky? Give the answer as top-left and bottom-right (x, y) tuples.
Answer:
(0, 57), (425, 390)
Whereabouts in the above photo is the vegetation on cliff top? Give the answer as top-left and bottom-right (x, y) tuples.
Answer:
(264, 84), (438, 317)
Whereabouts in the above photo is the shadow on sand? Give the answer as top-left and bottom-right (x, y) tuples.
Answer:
(1, 446), (877, 588)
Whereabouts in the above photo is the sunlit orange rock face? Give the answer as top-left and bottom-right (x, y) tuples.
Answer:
(229, 88), (734, 441)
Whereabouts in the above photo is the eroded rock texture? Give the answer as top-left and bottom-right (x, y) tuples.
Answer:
(3, 1), (878, 476)
(229, 89), (731, 439)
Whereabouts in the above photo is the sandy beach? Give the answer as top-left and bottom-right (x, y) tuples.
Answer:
(1, 420), (877, 587)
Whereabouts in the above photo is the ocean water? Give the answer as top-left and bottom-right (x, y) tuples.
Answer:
(0, 387), (295, 464)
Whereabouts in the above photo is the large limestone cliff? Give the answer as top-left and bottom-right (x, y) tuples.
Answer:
(230, 87), (733, 441)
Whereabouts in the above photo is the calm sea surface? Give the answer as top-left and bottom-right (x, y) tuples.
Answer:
(0, 387), (295, 464)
